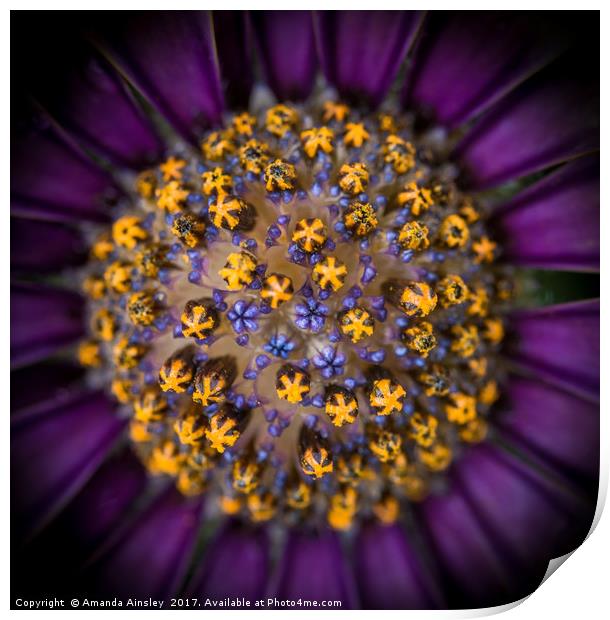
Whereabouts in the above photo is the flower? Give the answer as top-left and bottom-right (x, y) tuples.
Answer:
(294, 294), (330, 333)
(11, 10), (599, 610)
(264, 333), (297, 359)
(227, 299), (260, 335)
(312, 345), (346, 379)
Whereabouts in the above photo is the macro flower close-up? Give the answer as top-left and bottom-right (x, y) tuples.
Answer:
(10, 9), (600, 610)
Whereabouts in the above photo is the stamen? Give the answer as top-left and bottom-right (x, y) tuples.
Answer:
(265, 104), (299, 136)
(384, 280), (438, 318)
(181, 299), (219, 340)
(156, 180), (189, 213)
(136, 170), (157, 199)
(91, 232), (114, 261)
(322, 101), (350, 123)
(174, 406), (207, 446)
(208, 195), (255, 231)
(127, 290), (159, 326)
(219, 251), (257, 290)
(193, 357), (236, 406)
(239, 140), (270, 174)
(286, 479), (312, 509)
(367, 424), (402, 462)
(104, 261), (133, 294)
(439, 214), (470, 248)
(451, 324), (480, 358)
(398, 182), (432, 216)
(231, 451), (261, 494)
(201, 130), (235, 160)
(92, 309), (118, 341)
(264, 159), (297, 192)
(312, 256), (348, 292)
(159, 347), (195, 393)
(261, 273), (294, 308)
(338, 307), (375, 343)
(343, 201), (378, 237)
(299, 427), (334, 479)
(247, 491), (277, 522)
(372, 493), (399, 525)
(232, 112), (256, 137)
(437, 275), (469, 307)
(204, 404), (248, 453)
(398, 221), (430, 250)
(276, 364), (311, 404)
(325, 385), (359, 427)
(344, 122), (370, 148)
(292, 218), (328, 253)
(402, 321), (436, 357)
(338, 162), (369, 195)
(134, 387), (168, 423)
(383, 135), (415, 173)
(300, 126), (334, 157)
(408, 413), (438, 447)
(445, 392), (477, 424)
(327, 486), (357, 530)
(160, 156), (186, 182)
(78, 340), (102, 367)
(368, 369), (407, 416)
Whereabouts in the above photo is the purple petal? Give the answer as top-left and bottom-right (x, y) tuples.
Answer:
(492, 155), (599, 271)
(405, 12), (567, 127)
(417, 480), (514, 607)
(11, 360), (85, 415)
(354, 521), (441, 609)
(251, 11), (317, 101)
(190, 520), (269, 603)
(11, 391), (124, 539)
(97, 11), (224, 142)
(272, 530), (357, 607)
(498, 376), (599, 479)
(90, 487), (203, 599)
(38, 45), (164, 168)
(456, 57), (599, 188)
(315, 11), (423, 107)
(11, 283), (84, 367)
(213, 11), (253, 107)
(11, 217), (86, 273)
(508, 299), (599, 402)
(51, 449), (147, 556)
(454, 444), (589, 574)
(11, 112), (118, 223)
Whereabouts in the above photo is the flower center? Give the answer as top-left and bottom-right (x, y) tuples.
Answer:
(78, 100), (512, 529)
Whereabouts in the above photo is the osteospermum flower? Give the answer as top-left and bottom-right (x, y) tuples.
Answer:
(11, 10), (599, 609)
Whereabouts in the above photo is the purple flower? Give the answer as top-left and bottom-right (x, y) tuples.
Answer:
(264, 333), (296, 359)
(227, 299), (259, 334)
(312, 345), (346, 378)
(11, 10), (599, 611)
(294, 296), (329, 333)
